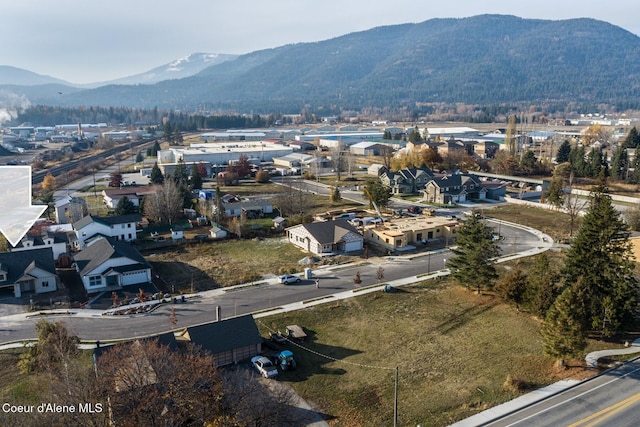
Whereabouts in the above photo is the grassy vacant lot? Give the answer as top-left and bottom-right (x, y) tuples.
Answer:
(146, 238), (359, 290)
(258, 280), (605, 427)
(483, 204), (582, 242)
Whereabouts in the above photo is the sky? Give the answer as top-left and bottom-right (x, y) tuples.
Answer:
(2, 0), (640, 85)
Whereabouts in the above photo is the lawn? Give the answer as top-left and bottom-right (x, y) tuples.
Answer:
(482, 204), (582, 242)
(145, 237), (360, 290)
(257, 280), (601, 427)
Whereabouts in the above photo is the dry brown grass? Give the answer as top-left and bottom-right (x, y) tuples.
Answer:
(258, 281), (599, 427)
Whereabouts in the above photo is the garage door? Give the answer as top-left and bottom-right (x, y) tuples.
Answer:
(121, 270), (150, 286)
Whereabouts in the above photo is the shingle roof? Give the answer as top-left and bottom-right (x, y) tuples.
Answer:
(73, 237), (150, 276)
(74, 214), (142, 230)
(185, 314), (262, 354)
(0, 248), (56, 283)
(298, 219), (361, 244)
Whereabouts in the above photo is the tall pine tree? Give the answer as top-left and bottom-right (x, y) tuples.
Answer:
(446, 212), (501, 294)
(561, 175), (638, 337)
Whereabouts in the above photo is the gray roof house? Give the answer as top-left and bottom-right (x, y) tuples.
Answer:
(74, 214), (142, 249)
(379, 167), (434, 194)
(286, 219), (363, 256)
(176, 314), (263, 367)
(422, 173), (486, 205)
(0, 248), (57, 298)
(73, 237), (151, 293)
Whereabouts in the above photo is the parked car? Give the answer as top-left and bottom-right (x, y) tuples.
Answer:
(278, 274), (301, 285)
(251, 356), (278, 378)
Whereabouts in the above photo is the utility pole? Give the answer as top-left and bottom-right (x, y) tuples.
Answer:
(394, 366), (399, 427)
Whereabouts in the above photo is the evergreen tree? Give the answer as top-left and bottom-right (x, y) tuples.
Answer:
(630, 145), (640, 184)
(446, 212), (501, 294)
(163, 122), (173, 143)
(495, 264), (527, 310)
(363, 178), (391, 209)
(525, 253), (561, 318)
(541, 285), (587, 360)
(562, 178), (639, 336)
(622, 126), (640, 149)
(329, 186), (342, 203)
(172, 159), (189, 185)
(115, 196), (137, 215)
(150, 162), (164, 185)
(135, 151), (144, 163)
(519, 149), (537, 175)
(544, 174), (564, 209)
(568, 146), (587, 177)
(189, 163), (203, 190)
(586, 147), (604, 178)
(555, 140), (572, 164)
(609, 145), (628, 182)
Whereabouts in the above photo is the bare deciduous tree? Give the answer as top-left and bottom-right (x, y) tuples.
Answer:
(143, 179), (183, 224)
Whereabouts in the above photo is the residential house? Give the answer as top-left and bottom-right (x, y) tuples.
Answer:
(422, 173), (486, 205)
(74, 214), (142, 249)
(102, 186), (158, 209)
(363, 216), (459, 252)
(175, 314), (263, 367)
(171, 227), (184, 241)
(10, 230), (70, 260)
(379, 167), (434, 194)
(286, 219), (363, 256)
(54, 195), (88, 224)
(217, 197), (273, 218)
(73, 237), (152, 293)
(435, 139), (467, 157)
(0, 248), (57, 298)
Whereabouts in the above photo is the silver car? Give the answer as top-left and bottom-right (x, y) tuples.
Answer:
(251, 356), (278, 378)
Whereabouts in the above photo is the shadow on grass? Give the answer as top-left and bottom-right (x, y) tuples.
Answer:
(263, 327), (360, 383)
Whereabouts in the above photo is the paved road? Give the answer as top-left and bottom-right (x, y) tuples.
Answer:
(480, 359), (640, 427)
(0, 221), (545, 344)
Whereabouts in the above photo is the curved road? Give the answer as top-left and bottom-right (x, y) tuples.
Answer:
(0, 221), (545, 344)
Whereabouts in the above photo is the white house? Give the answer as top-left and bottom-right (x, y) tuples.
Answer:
(73, 237), (152, 293)
(10, 231), (69, 260)
(102, 187), (159, 209)
(286, 219), (363, 256)
(0, 248), (58, 298)
(209, 224), (228, 239)
(54, 196), (89, 224)
(74, 214), (142, 249)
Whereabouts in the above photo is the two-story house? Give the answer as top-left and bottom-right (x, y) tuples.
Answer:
(74, 214), (142, 249)
(54, 195), (89, 224)
(379, 167), (434, 195)
(10, 230), (70, 260)
(422, 173), (486, 205)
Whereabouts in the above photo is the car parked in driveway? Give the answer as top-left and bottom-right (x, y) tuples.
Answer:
(251, 356), (278, 378)
(278, 274), (301, 285)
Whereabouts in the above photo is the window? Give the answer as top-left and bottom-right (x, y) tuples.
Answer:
(127, 223), (132, 228)
(89, 275), (102, 287)
(0, 273), (6, 281)
(42, 281), (49, 287)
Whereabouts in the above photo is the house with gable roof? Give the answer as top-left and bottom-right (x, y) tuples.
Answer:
(74, 214), (141, 249)
(10, 230), (70, 260)
(73, 237), (151, 292)
(421, 173), (486, 204)
(379, 167), (434, 194)
(0, 248), (57, 298)
(54, 195), (89, 224)
(286, 219), (363, 256)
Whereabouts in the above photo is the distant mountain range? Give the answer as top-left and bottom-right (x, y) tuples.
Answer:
(2, 14), (640, 113)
